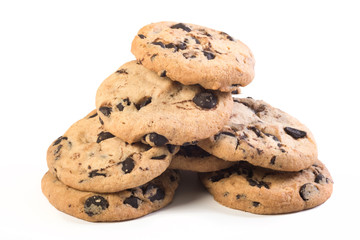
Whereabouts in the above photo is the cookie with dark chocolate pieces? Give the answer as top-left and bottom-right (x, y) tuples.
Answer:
(95, 61), (233, 146)
(169, 145), (235, 172)
(41, 169), (180, 222)
(131, 21), (255, 92)
(197, 97), (318, 171)
(199, 160), (333, 214)
(47, 110), (177, 193)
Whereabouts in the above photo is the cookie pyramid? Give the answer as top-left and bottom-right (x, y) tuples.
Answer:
(42, 21), (333, 221)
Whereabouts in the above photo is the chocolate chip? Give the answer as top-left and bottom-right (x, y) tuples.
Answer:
(116, 103), (124, 111)
(193, 92), (217, 109)
(247, 179), (270, 189)
(123, 196), (141, 208)
(99, 117), (104, 125)
(209, 173), (225, 182)
(116, 69), (128, 74)
(88, 113), (98, 119)
(121, 157), (135, 174)
(135, 97), (152, 110)
(84, 195), (109, 216)
(176, 42), (187, 50)
(170, 23), (191, 32)
(88, 170), (106, 178)
(138, 34), (146, 39)
(151, 155), (167, 160)
(182, 141), (198, 146)
(99, 106), (112, 117)
(54, 144), (62, 155)
(53, 136), (68, 146)
(284, 127), (307, 139)
(192, 36), (200, 44)
(150, 54), (158, 61)
(143, 183), (165, 202)
(160, 70), (167, 77)
(231, 89), (240, 94)
(144, 133), (169, 146)
(315, 173), (326, 184)
(299, 183), (319, 201)
(96, 131), (115, 143)
(151, 41), (165, 48)
(252, 201), (260, 207)
(270, 156), (276, 165)
(203, 51), (215, 60)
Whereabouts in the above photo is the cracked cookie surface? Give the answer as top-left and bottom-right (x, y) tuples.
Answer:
(197, 97), (317, 171)
(199, 160), (333, 214)
(41, 169), (180, 222)
(47, 110), (177, 193)
(131, 21), (255, 92)
(169, 145), (235, 172)
(95, 60), (233, 146)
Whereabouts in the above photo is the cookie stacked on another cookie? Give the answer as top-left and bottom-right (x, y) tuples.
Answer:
(42, 21), (333, 220)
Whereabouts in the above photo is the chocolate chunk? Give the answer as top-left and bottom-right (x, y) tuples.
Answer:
(99, 106), (112, 117)
(116, 102), (124, 111)
(116, 69), (128, 74)
(88, 112), (98, 119)
(193, 92), (217, 109)
(177, 145), (211, 158)
(270, 156), (276, 165)
(252, 201), (260, 207)
(247, 178), (270, 189)
(203, 51), (215, 60)
(209, 173), (225, 182)
(135, 97), (152, 110)
(121, 157), (135, 174)
(96, 131), (115, 143)
(53, 136), (68, 146)
(164, 144), (175, 154)
(170, 23), (191, 32)
(145, 133), (169, 146)
(182, 141), (198, 146)
(315, 173), (326, 184)
(299, 183), (319, 201)
(88, 170), (106, 178)
(160, 70), (167, 77)
(138, 34), (146, 39)
(220, 32), (235, 41)
(151, 41), (165, 48)
(144, 183), (165, 202)
(123, 196), (141, 208)
(248, 126), (263, 138)
(151, 155), (167, 160)
(84, 195), (109, 216)
(284, 127), (307, 139)
(165, 43), (177, 49)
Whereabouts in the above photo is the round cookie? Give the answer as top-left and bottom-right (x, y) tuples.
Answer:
(131, 21), (255, 92)
(169, 145), (235, 172)
(199, 160), (333, 215)
(47, 110), (177, 193)
(41, 169), (180, 222)
(95, 60), (233, 146)
(197, 97), (318, 171)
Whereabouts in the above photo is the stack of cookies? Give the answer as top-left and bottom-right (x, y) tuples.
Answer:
(41, 21), (333, 221)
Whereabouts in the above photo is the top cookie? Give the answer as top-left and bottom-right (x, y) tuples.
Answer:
(197, 97), (318, 171)
(95, 61), (233, 146)
(131, 21), (255, 92)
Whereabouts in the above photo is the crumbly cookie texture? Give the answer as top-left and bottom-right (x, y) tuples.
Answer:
(41, 170), (180, 222)
(131, 21), (255, 92)
(169, 145), (235, 172)
(199, 160), (333, 215)
(47, 110), (177, 193)
(197, 97), (317, 171)
(95, 60), (233, 146)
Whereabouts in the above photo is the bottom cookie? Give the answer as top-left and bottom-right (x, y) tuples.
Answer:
(41, 169), (180, 222)
(199, 160), (333, 214)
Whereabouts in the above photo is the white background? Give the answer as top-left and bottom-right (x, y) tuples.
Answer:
(0, 0), (359, 239)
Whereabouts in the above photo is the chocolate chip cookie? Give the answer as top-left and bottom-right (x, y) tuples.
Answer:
(95, 60), (233, 146)
(41, 169), (180, 222)
(47, 110), (177, 193)
(199, 160), (333, 214)
(131, 21), (255, 92)
(169, 145), (235, 172)
(197, 97), (318, 171)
